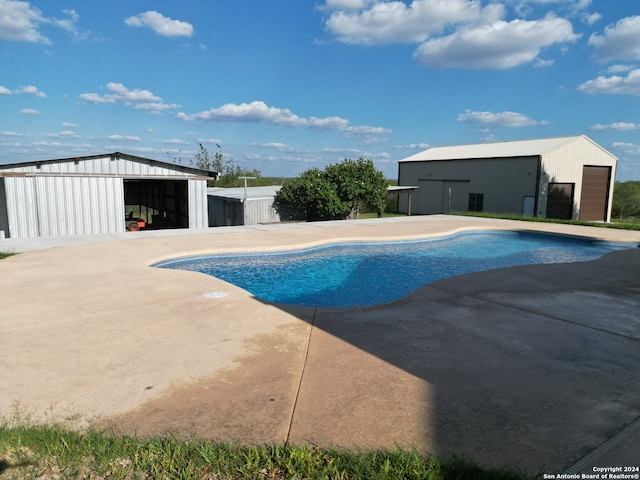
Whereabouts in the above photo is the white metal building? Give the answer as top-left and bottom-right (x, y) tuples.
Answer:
(207, 185), (282, 226)
(398, 135), (617, 222)
(0, 152), (217, 239)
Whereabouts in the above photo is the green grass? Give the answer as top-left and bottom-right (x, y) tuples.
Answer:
(0, 252), (15, 260)
(451, 211), (640, 230)
(0, 423), (538, 480)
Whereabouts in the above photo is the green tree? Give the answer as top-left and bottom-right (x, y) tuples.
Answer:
(325, 157), (388, 218)
(194, 143), (261, 188)
(275, 157), (388, 221)
(612, 180), (640, 219)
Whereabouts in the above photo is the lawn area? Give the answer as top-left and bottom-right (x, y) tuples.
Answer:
(0, 423), (537, 480)
(451, 211), (640, 230)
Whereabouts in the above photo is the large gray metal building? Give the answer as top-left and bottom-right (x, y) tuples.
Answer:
(0, 152), (216, 239)
(398, 135), (617, 222)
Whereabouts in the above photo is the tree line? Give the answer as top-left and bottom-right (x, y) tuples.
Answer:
(194, 144), (639, 222)
(613, 180), (640, 220)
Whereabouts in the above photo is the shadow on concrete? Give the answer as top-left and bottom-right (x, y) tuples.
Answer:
(269, 247), (640, 473)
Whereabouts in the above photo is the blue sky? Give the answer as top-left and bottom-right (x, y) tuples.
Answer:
(1, 0), (639, 180)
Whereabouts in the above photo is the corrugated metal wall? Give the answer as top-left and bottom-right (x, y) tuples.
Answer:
(539, 137), (617, 220)
(0, 178), (9, 238)
(3, 176), (125, 238)
(0, 155), (212, 238)
(399, 157), (538, 215)
(3, 177), (39, 238)
(243, 198), (280, 225)
(188, 179), (208, 229)
(207, 196), (281, 226)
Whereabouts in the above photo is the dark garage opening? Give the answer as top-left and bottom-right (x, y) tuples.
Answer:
(124, 179), (188, 230)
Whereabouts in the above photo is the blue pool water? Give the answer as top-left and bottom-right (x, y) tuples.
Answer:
(154, 230), (631, 307)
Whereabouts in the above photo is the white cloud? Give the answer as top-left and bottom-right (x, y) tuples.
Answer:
(15, 85), (46, 97)
(0, 131), (24, 136)
(590, 122), (640, 131)
(589, 16), (640, 63)
(124, 11), (193, 37)
(458, 109), (546, 127)
(49, 8), (88, 42)
(62, 122), (77, 128)
(534, 58), (554, 68)
(606, 64), (635, 74)
(262, 142), (292, 149)
(414, 15), (579, 69)
(197, 137), (222, 145)
(257, 142), (304, 154)
(107, 135), (141, 141)
(177, 100), (391, 137)
(324, 0), (504, 45)
(20, 108), (39, 115)
(133, 102), (180, 112)
(397, 142), (430, 149)
(0, 1), (87, 44)
(583, 12), (601, 26)
(0, 84), (46, 96)
(0, 0), (49, 43)
(162, 139), (188, 145)
(323, 0), (582, 70)
(612, 142), (640, 156)
(105, 82), (161, 102)
(79, 93), (110, 104)
(178, 101), (306, 126)
(80, 82), (163, 106)
(577, 69), (640, 95)
(321, 0), (374, 11)
(46, 130), (81, 139)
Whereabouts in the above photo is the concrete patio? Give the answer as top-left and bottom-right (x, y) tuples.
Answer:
(1, 215), (639, 474)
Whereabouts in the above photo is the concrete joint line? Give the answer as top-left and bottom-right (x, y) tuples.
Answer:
(562, 414), (640, 475)
(430, 285), (640, 344)
(285, 306), (317, 445)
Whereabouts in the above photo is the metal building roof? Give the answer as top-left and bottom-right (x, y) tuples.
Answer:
(207, 185), (281, 200)
(399, 135), (601, 163)
(0, 152), (218, 178)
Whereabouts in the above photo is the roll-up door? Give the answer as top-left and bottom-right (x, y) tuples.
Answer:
(546, 183), (574, 220)
(579, 166), (611, 221)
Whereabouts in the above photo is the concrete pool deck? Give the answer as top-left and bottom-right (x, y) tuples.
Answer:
(1, 215), (639, 474)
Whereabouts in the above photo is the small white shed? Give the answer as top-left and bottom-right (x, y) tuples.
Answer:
(398, 135), (617, 222)
(208, 186), (282, 226)
(0, 152), (217, 239)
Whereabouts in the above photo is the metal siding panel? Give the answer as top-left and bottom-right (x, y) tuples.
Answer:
(31, 176), (125, 237)
(188, 180), (208, 228)
(243, 198), (280, 225)
(401, 157), (537, 215)
(0, 178), (9, 237)
(540, 137), (617, 220)
(4, 177), (39, 238)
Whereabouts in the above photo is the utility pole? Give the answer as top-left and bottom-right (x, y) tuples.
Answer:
(238, 176), (257, 202)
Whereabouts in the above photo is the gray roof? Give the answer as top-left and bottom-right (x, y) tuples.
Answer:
(207, 185), (281, 200)
(0, 151), (218, 178)
(399, 135), (603, 163)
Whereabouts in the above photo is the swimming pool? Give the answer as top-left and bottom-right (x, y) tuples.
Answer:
(154, 230), (631, 307)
